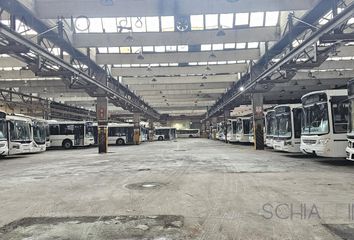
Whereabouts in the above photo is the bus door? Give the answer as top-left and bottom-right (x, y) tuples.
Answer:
(126, 127), (134, 144)
(74, 124), (84, 146)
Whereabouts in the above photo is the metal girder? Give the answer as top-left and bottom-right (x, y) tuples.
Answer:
(206, 0), (354, 119)
(0, 0), (160, 120)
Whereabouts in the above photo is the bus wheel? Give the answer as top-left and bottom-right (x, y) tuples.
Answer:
(116, 139), (125, 145)
(62, 140), (73, 149)
(189, 135), (193, 138)
(158, 136), (164, 141)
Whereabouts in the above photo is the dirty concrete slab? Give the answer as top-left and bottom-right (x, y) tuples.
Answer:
(0, 139), (354, 239)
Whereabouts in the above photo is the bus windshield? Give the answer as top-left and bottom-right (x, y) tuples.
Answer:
(10, 120), (31, 142)
(276, 113), (292, 138)
(33, 122), (46, 144)
(266, 113), (276, 136)
(86, 125), (94, 137)
(302, 103), (329, 135)
(0, 119), (7, 141)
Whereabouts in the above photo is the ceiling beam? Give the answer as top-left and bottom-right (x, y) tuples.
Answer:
(96, 49), (259, 65)
(74, 27), (279, 47)
(34, 0), (317, 18)
(112, 63), (247, 77)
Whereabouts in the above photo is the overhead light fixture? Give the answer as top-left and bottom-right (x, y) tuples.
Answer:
(125, 31), (134, 42)
(317, 80), (322, 85)
(281, 89), (285, 94)
(152, 78), (157, 82)
(301, 86), (306, 90)
(200, 83), (205, 87)
(209, 51), (217, 59)
(146, 65), (152, 71)
(137, 51), (144, 60)
(339, 71), (343, 76)
(202, 75), (208, 80)
(216, 26), (226, 37)
(205, 65), (211, 71)
(293, 81), (299, 86)
(239, 86), (245, 92)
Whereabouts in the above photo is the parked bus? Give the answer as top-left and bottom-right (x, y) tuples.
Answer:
(217, 122), (226, 141)
(265, 110), (276, 148)
(141, 126), (149, 142)
(301, 89), (348, 158)
(176, 129), (200, 138)
(48, 121), (95, 149)
(236, 117), (252, 143)
(226, 119), (237, 143)
(108, 123), (134, 145)
(6, 113), (33, 155)
(248, 117), (254, 143)
(154, 127), (177, 141)
(346, 80), (354, 160)
(28, 117), (47, 153)
(272, 104), (302, 153)
(0, 111), (8, 156)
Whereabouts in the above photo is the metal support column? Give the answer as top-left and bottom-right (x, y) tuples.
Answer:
(224, 109), (231, 143)
(149, 120), (154, 142)
(96, 73), (108, 154)
(133, 113), (141, 145)
(252, 93), (264, 150)
(211, 117), (218, 140)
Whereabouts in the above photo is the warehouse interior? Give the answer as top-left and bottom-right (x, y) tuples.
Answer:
(1, 0), (354, 239)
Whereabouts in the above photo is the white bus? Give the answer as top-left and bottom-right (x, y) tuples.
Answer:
(226, 119), (237, 143)
(107, 123), (134, 145)
(24, 116), (48, 153)
(176, 129), (200, 138)
(272, 104), (302, 153)
(141, 126), (149, 142)
(6, 114), (33, 155)
(346, 80), (354, 160)
(217, 122), (226, 141)
(265, 110), (276, 148)
(248, 117), (254, 144)
(236, 117), (252, 143)
(301, 90), (348, 158)
(154, 127), (177, 141)
(0, 111), (8, 157)
(48, 121), (95, 149)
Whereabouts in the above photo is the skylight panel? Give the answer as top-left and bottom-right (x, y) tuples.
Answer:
(120, 47), (131, 53)
(161, 16), (175, 32)
(143, 46), (154, 52)
(236, 42), (246, 49)
(235, 13), (249, 26)
(265, 11), (279, 26)
(248, 42), (259, 48)
(155, 46), (166, 52)
(191, 15), (204, 30)
(178, 45), (189, 52)
(249, 12), (264, 27)
(146, 16), (160, 32)
(108, 47), (119, 53)
(220, 13), (234, 29)
(89, 18), (103, 32)
(166, 46), (177, 52)
(160, 63), (169, 67)
(98, 47), (108, 53)
(224, 43), (235, 49)
(131, 17), (146, 32)
(131, 46), (141, 53)
(212, 44), (224, 51)
(102, 18), (117, 32)
(201, 44), (212, 51)
(189, 62), (198, 66)
(117, 17), (132, 33)
(205, 14), (218, 29)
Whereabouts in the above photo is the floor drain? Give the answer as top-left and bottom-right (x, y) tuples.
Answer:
(125, 182), (166, 190)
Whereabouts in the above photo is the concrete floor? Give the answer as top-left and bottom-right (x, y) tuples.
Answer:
(1, 139), (354, 239)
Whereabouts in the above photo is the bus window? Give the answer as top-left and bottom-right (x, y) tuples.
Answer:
(332, 102), (349, 134)
(49, 125), (59, 135)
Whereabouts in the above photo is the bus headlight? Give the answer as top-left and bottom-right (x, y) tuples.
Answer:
(285, 141), (292, 146)
(0, 143), (6, 148)
(318, 139), (330, 145)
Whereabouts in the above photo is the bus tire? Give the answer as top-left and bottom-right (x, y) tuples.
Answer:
(158, 136), (164, 141)
(189, 135), (193, 138)
(116, 138), (125, 146)
(62, 139), (73, 149)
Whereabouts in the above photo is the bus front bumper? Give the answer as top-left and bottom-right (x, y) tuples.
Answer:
(346, 146), (354, 161)
(0, 142), (8, 156)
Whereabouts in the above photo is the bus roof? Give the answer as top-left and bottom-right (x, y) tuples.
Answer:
(274, 104), (302, 110)
(301, 89), (348, 100)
